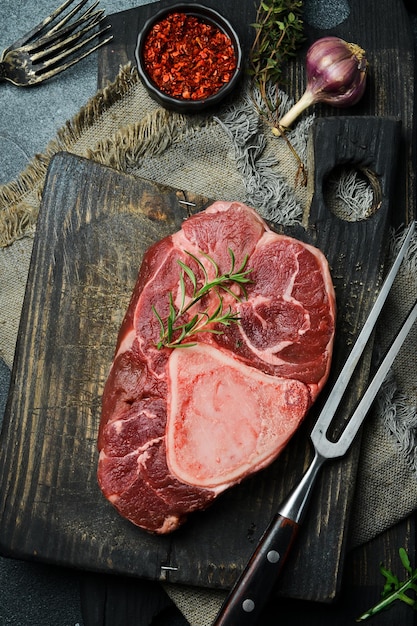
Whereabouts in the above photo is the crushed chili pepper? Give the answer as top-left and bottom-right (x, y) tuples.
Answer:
(143, 12), (237, 100)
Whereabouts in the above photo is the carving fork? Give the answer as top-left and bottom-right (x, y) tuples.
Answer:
(214, 221), (417, 625)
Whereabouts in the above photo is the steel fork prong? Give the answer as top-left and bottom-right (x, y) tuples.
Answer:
(0, 0), (112, 86)
(32, 28), (112, 81)
(45, 0), (98, 37)
(26, 8), (105, 56)
(5, 0), (81, 50)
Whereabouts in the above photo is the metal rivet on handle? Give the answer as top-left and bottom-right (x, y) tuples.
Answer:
(242, 599), (255, 613)
(267, 550), (280, 563)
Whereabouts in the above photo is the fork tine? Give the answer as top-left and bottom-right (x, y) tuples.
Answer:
(32, 28), (113, 81)
(26, 8), (105, 55)
(5, 0), (80, 50)
(45, 0), (98, 37)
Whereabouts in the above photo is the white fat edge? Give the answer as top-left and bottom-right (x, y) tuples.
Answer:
(203, 200), (266, 224)
(243, 229), (336, 365)
(238, 298), (311, 366)
(256, 228), (336, 305)
(203, 200), (236, 214)
(170, 228), (245, 313)
(114, 328), (136, 359)
(129, 230), (204, 328)
(99, 436), (163, 502)
(170, 229), (208, 310)
(240, 236), (310, 365)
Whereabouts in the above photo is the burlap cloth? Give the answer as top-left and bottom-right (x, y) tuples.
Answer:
(1, 65), (417, 625)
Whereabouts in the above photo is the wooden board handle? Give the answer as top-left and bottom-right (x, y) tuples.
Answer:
(307, 116), (401, 224)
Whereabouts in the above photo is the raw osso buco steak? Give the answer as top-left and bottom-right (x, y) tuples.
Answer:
(97, 201), (336, 533)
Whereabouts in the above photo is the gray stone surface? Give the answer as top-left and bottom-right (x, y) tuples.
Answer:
(0, 0), (153, 185)
(0, 2), (155, 624)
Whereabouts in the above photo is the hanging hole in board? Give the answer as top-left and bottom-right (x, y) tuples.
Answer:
(323, 165), (382, 222)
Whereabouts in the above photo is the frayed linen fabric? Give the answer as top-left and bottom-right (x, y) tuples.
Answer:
(0, 64), (416, 626)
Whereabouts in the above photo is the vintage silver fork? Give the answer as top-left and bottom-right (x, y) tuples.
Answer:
(0, 0), (112, 86)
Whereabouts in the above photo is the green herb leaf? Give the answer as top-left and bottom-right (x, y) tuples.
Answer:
(249, 0), (304, 123)
(178, 259), (197, 293)
(400, 547), (413, 574)
(357, 548), (417, 622)
(153, 249), (252, 349)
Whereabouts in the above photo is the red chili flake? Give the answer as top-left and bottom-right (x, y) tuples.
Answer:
(143, 12), (237, 101)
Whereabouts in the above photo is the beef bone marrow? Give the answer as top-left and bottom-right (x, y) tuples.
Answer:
(167, 344), (310, 489)
(97, 201), (336, 534)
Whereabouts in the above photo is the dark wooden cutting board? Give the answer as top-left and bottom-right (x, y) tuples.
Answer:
(98, 0), (416, 227)
(0, 111), (401, 603)
(0, 0), (415, 615)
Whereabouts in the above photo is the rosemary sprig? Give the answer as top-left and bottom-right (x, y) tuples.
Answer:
(357, 548), (417, 621)
(153, 249), (252, 349)
(249, 0), (304, 126)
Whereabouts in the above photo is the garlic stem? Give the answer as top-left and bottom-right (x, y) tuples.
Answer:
(276, 89), (316, 131)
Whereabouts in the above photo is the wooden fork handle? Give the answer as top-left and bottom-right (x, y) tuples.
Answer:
(213, 513), (299, 625)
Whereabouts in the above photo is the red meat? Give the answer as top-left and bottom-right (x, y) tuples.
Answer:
(97, 201), (336, 533)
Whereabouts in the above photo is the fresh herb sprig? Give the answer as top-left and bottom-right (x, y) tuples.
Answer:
(249, 0), (304, 125)
(249, 1), (306, 185)
(357, 548), (417, 621)
(153, 249), (252, 349)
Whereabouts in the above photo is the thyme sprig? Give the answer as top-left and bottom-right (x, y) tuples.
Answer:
(153, 249), (252, 349)
(249, 0), (306, 185)
(357, 548), (417, 621)
(249, 0), (304, 127)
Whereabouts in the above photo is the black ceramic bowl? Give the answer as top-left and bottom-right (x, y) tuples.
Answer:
(135, 3), (243, 113)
